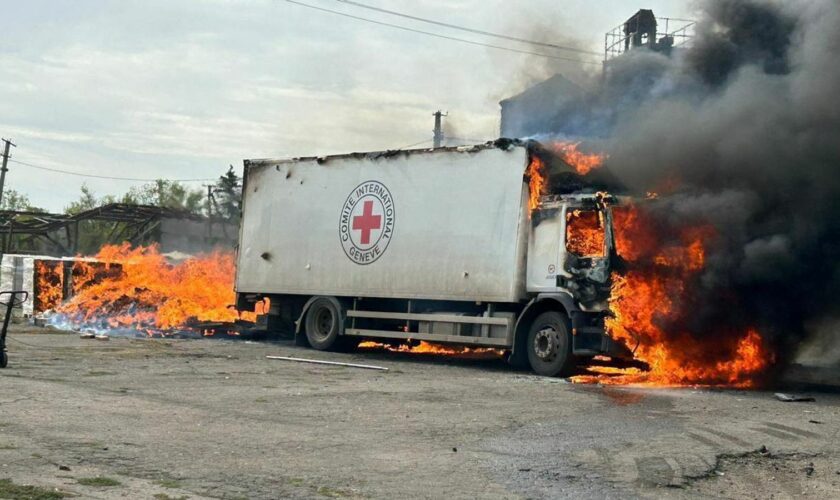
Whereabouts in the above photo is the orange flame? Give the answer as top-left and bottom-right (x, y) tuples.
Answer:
(527, 143), (606, 210)
(54, 243), (255, 332)
(572, 204), (772, 387)
(527, 155), (547, 211)
(34, 261), (63, 313)
(566, 209), (606, 257)
(358, 340), (503, 358)
(550, 141), (607, 175)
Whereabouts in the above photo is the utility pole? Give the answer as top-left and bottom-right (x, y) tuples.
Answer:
(432, 111), (447, 148)
(0, 138), (16, 208)
(203, 183), (215, 242)
(204, 184), (215, 218)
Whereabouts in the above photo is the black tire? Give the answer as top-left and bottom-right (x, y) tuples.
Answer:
(304, 298), (343, 351)
(0, 350), (7, 369)
(336, 336), (361, 353)
(507, 348), (530, 371)
(526, 311), (573, 377)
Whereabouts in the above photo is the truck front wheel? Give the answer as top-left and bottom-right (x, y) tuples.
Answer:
(526, 311), (573, 377)
(304, 298), (343, 350)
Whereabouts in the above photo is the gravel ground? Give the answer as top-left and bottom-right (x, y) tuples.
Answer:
(0, 326), (838, 499)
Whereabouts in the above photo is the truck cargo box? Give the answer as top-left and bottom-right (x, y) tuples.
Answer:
(236, 143), (531, 303)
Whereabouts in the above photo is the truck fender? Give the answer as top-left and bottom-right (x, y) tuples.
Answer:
(294, 296), (346, 335)
(511, 292), (578, 356)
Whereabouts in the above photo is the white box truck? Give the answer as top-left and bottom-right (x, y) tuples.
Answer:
(235, 139), (630, 376)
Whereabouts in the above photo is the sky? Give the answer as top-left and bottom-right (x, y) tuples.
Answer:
(1, 0), (693, 212)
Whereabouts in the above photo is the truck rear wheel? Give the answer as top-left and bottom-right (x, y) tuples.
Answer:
(526, 311), (573, 377)
(304, 298), (343, 351)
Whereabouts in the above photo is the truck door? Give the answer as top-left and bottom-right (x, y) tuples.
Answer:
(526, 205), (562, 293)
(559, 197), (615, 309)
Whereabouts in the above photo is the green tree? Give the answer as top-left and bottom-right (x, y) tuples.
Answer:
(0, 189), (46, 253)
(64, 184), (100, 215)
(62, 184), (121, 253)
(213, 165), (241, 220)
(0, 189), (44, 212)
(61, 182), (206, 253)
(127, 180), (204, 214)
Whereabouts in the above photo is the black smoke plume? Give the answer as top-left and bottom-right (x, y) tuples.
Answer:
(523, 0), (840, 372)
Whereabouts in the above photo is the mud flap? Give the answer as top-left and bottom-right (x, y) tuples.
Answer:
(570, 310), (633, 359)
(570, 311), (599, 354)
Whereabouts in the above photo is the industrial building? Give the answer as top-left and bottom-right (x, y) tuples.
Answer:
(499, 9), (695, 139)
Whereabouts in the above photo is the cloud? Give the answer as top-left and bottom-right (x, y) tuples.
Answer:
(1, 0), (692, 211)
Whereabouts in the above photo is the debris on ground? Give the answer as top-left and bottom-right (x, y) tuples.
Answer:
(266, 355), (388, 371)
(774, 393), (816, 402)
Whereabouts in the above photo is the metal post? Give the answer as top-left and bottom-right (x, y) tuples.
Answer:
(204, 184), (214, 241)
(432, 111), (447, 148)
(72, 221), (80, 253)
(205, 184), (214, 218)
(0, 138), (17, 208)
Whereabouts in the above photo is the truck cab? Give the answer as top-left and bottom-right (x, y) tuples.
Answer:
(527, 193), (615, 311)
(513, 191), (628, 375)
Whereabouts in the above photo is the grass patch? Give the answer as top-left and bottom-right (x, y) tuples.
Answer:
(315, 485), (353, 497)
(153, 479), (182, 489)
(73, 441), (104, 449)
(0, 478), (66, 499)
(32, 378), (67, 383)
(0, 444), (17, 450)
(83, 371), (116, 377)
(76, 477), (121, 487)
(152, 494), (187, 500)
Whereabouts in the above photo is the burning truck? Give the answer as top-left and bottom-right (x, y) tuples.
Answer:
(39, 138), (770, 385)
(235, 139), (633, 376)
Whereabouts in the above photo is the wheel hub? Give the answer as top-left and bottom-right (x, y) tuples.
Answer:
(312, 308), (334, 340)
(533, 326), (558, 361)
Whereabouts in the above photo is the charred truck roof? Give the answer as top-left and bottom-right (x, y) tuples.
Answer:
(244, 138), (625, 195)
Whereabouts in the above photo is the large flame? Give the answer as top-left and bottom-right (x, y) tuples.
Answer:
(566, 209), (606, 257)
(53, 243), (256, 332)
(572, 204), (772, 387)
(551, 141), (607, 175)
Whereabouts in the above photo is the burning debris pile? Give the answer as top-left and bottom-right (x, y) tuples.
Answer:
(526, 0), (840, 385)
(44, 243), (258, 335)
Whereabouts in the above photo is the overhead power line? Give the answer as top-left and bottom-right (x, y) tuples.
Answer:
(397, 139), (433, 150)
(283, 0), (602, 65)
(8, 158), (215, 182)
(335, 0), (601, 56)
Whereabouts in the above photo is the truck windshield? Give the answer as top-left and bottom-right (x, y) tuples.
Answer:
(566, 209), (606, 258)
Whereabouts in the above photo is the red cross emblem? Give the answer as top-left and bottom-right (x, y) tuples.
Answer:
(352, 200), (382, 245)
(340, 180), (395, 265)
